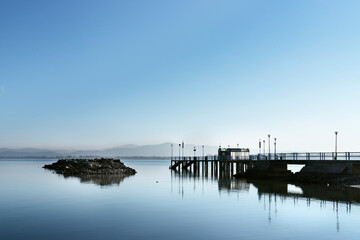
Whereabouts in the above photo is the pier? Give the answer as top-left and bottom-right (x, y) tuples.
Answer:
(170, 150), (360, 179)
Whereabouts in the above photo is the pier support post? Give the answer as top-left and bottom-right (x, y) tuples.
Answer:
(202, 161), (205, 177)
(219, 162), (223, 179)
(214, 161), (218, 179)
(205, 161), (208, 177)
(211, 161), (214, 177)
(196, 161), (200, 176)
(236, 162), (240, 174)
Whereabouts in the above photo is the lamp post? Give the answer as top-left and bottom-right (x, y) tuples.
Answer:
(202, 145), (204, 160)
(335, 131), (338, 160)
(263, 140), (265, 155)
(193, 147), (196, 158)
(274, 138), (277, 159)
(171, 144), (173, 160)
(178, 144), (181, 160)
(259, 139), (261, 155)
(182, 141), (184, 160)
(268, 134), (271, 160)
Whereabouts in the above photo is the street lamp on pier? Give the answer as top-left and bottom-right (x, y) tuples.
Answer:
(202, 145), (204, 160)
(178, 144), (181, 160)
(193, 147), (196, 158)
(268, 134), (271, 160)
(259, 139), (261, 155)
(171, 144), (173, 160)
(274, 138), (277, 159)
(182, 141), (184, 160)
(263, 140), (265, 155)
(335, 131), (338, 160)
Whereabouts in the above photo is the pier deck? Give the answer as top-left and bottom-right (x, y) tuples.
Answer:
(170, 152), (360, 177)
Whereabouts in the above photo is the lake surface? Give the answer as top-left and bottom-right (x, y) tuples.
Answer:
(1, 159), (360, 240)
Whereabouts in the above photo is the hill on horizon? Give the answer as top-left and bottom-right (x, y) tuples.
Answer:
(0, 143), (220, 159)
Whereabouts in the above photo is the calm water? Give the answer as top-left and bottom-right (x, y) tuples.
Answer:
(1, 159), (360, 240)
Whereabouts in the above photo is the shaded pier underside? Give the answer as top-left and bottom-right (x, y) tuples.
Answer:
(170, 158), (360, 183)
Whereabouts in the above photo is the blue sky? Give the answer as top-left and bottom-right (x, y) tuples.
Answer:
(1, 0), (360, 151)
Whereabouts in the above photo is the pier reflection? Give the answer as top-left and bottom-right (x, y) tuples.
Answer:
(171, 168), (250, 193)
(171, 167), (360, 232)
(252, 180), (360, 204)
(171, 166), (360, 204)
(252, 180), (357, 232)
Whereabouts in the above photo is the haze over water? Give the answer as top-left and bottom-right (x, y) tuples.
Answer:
(1, 159), (360, 240)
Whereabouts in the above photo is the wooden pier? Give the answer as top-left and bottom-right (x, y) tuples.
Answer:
(170, 157), (252, 179)
(170, 152), (360, 179)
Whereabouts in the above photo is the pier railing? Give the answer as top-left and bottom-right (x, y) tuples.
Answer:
(250, 152), (360, 161)
(172, 156), (218, 161)
(171, 155), (251, 161)
(171, 152), (360, 161)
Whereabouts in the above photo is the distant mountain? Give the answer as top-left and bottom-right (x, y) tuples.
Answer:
(0, 148), (63, 158)
(0, 143), (219, 159)
(70, 143), (219, 158)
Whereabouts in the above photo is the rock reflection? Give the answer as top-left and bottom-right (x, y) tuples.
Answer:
(63, 174), (132, 187)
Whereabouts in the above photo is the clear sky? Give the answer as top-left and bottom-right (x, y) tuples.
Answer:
(1, 0), (360, 152)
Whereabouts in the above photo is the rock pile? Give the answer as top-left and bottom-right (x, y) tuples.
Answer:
(43, 158), (136, 176)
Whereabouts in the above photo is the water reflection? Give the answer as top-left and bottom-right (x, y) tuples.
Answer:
(171, 168), (360, 204)
(251, 180), (357, 232)
(62, 174), (132, 186)
(171, 168), (360, 232)
(252, 180), (360, 204)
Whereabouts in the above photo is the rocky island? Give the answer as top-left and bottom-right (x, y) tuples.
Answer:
(43, 158), (136, 176)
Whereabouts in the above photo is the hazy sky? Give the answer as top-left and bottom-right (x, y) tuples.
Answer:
(1, 0), (360, 152)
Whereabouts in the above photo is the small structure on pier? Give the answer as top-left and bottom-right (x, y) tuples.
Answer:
(218, 148), (250, 160)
